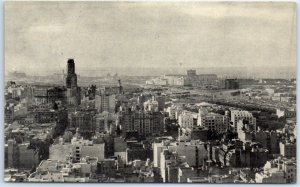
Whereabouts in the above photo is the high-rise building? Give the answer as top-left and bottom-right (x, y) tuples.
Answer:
(178, 110), (197, 129)
(143, 97), (159, 112)
(68, 110), (96, 138)
(197, 109), (229, 133)
(65, 59), (81, 106)
(66, 59), (77, 88)
(155, 96), (166, 111)
(118, 79), (123, 94)
(95, 93), (116, 113)
(119, 109), (164, 137)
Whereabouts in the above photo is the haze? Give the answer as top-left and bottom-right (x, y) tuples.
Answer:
(5, 2), (296, 77)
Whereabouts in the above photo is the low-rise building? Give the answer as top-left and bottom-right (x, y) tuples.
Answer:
(255, 158), (296, 183)
(49, 137), (105, 163)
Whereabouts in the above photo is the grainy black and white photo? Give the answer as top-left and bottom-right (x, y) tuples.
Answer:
(4, 1), (297, 183)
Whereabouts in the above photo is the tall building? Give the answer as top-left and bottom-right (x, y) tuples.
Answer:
(102, 80), (123, 95)
(197, 109), (229, 133)
(118, 79), (123, 94)
(66, 59), (77, 88)
(33, 86), (67, 105)
(153, 141), (177, 168)
(119, 109), (164, 137)
(65, 59), (81, 106)
(143, 97), (159, 112)
(95, 112), (116, 134)
(137, 94), (146, 109)
(237, 119), (256, 142)
(68, 110), (96, 138)
(178, 110), (197, 129)
(155, 95), (166, 111)
(231, 110), (256, 132)
(95, 92), (116, 113)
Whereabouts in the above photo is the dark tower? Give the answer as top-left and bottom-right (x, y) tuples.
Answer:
(66, 59), (77, 88)
(118, 79), (123, 94)
(67, 59), (75, 74)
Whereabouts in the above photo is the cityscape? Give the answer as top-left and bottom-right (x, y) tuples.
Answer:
(4, 1), (297, 184)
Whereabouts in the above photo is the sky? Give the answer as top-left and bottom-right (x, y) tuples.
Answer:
(4, 2), (296, 77)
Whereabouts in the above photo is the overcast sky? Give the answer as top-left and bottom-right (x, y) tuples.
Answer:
(5, 2), (296, 76)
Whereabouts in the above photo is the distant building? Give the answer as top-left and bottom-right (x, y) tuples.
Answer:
(68, 110), (96, 138)
(231, 110), (256, 132)
(237, 119), (255, 142)
(155, 95), (166, 111)
(65, 59), (81, 106)
(190, 74), (218, 87)
(33, 87), (67, 105)
(186, 70), (197, 77)
(164, 74), (188, 86)
(95, 112), (116, 134)
(95, 93), (116, 113)
(197, 109), (229, 133)
(166, 105), (177, 120)
(119, 109), (164, 137)
(143, 97), (159, 112)
(146, 70), (217, 87)
(146, 77), (168, 86)
(32, 59), (81, 106)
(224, 79), (239, 89)
(178, 110), (197, 129)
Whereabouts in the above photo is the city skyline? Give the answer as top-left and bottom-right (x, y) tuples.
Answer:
(5, 2), (296, 77)
(6, 65), (297, 79)
(4, 1), (297, 183)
